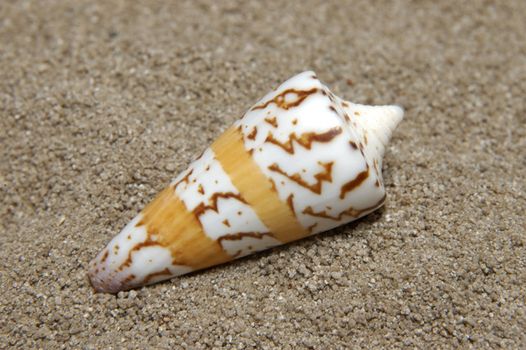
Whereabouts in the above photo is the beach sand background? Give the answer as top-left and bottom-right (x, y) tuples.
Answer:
(1, 1), (525, 348)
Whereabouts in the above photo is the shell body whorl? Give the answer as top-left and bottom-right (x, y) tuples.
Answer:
(88, 71), (404, 293)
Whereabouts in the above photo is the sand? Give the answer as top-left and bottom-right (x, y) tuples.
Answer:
(1, 1), (525, 348)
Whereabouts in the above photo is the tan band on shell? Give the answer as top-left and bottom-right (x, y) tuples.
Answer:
(139, 186), (232, 269)
(212, 126), (309, 243)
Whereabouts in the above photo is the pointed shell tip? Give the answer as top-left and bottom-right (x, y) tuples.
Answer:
(390, 105), (404, 130)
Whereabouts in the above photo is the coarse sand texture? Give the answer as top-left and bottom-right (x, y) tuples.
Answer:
(1, 1), (525, 349)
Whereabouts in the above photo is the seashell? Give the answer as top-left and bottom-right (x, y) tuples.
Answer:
(88, 71), (404, 293)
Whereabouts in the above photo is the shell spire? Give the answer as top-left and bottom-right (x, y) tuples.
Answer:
(344, 104), (404, 169)
(88, 71), (404, 293)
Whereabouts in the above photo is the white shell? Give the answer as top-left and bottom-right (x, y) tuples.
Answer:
(89, 71), (403, 293)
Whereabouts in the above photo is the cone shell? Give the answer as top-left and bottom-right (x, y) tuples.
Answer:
(88, 71), (404, 293)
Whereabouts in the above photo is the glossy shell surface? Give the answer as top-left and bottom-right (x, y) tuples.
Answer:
(89, 71), (403, 293)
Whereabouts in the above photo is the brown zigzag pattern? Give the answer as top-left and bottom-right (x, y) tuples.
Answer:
(193, 192), (248, 217)
(265, 127), (342, 155)
(339, 169), (369, 199)
(303, 194), (386, 221)
(268, 161), (333, 195)
(251, 88), (319, 111)
(217, 231), (273, 247)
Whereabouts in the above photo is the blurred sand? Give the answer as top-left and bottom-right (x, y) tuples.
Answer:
(1, 1), (525, 348)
